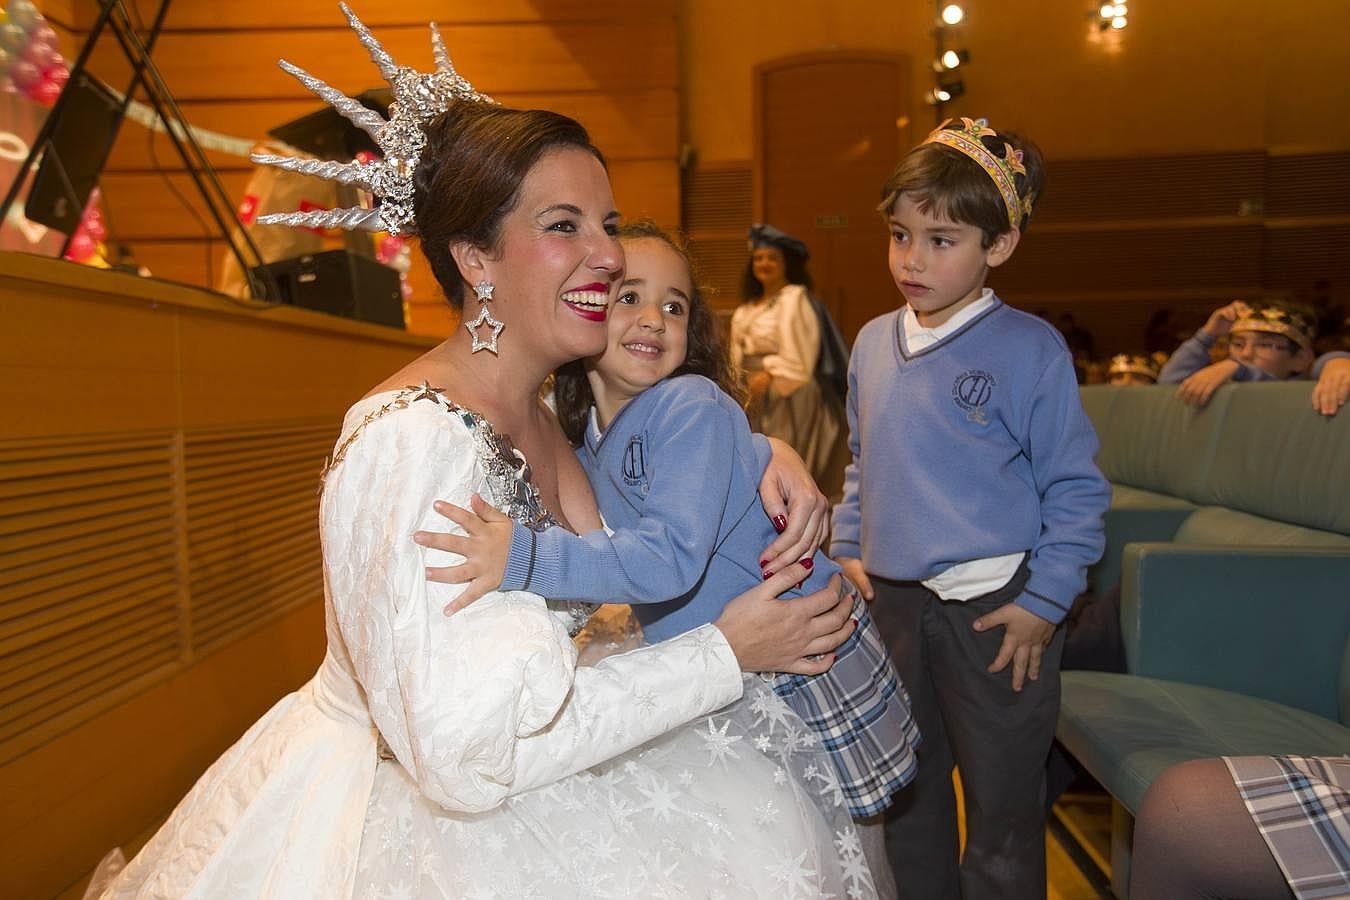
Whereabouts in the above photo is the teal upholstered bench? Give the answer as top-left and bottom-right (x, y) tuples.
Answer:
(1061, 383), (1350, 896)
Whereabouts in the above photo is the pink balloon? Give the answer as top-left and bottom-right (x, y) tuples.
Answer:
(9, 59), (38, 89)
(22, 40), (53, 68)
(64, 231), (96, 263)
(82, 208), (107, 241)
(30, 76), (62, 106)
(42, 63), (67, 87)
(30, 24), (57, 49)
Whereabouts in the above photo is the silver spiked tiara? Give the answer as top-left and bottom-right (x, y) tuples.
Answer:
(252, 3), (494, 236)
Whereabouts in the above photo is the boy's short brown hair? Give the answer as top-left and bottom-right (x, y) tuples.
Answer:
(879, 124), (1046, 249)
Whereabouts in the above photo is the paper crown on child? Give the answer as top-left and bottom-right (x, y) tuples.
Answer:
(923, 117), (1034, 231)
(1232, 305), (1315, 351)
(1108, 354), (1160, 381)
(748, 223), (810, 261)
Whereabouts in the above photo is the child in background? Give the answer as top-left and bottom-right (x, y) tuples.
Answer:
(831, 117), (1111, 899)
(426, 220), (919, 898)
(1159, 298), (1350, 415)
(1107, 353), (1160, 386)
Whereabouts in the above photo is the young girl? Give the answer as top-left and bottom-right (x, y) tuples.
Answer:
(426, 220), (918, 895)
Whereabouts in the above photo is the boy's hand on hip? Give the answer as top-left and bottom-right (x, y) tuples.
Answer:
(834, 556), (874, 601)
(973, 602), (1055, 692)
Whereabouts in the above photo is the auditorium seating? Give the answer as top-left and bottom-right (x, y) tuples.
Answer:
(1059, 383), (1350, 896)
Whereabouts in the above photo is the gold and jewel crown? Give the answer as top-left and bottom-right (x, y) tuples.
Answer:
(1232, 305), (1314, 351)
(923, 116), (1033, 230)
(251, 3), (494, 236)
(1108, 354), (1159, 380)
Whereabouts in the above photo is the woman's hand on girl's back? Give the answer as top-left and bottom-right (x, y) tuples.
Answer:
(757, 437), (830, 574)
(714, 566), (854, 676)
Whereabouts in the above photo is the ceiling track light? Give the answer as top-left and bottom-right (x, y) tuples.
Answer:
(939, 3), (964, 25)
(1097, 1), (1128, 29)
(933, 48), (971, 71)
(924, 81), (966, 105)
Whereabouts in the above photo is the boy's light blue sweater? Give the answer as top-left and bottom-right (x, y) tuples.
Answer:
(829, 297), (1110, 624)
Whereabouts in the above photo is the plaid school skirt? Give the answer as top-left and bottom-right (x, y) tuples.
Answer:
(1226, 754), (1350, 899)
(774, 585), (921, 818)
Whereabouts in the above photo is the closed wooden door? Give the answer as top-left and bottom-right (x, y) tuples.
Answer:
(755, 52), (912, 341)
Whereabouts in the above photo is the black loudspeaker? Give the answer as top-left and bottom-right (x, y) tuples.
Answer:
(26, 72), (124, 234)
(252, 250), (405, 329)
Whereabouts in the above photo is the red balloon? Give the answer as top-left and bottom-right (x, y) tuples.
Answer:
(64, 231), (96, 263)
(42, 63), (67, 87)
(30, 75), (62, 106)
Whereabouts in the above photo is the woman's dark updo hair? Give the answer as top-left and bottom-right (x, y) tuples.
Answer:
(740, 243), (813, 301)
(411, 102), (606, 308)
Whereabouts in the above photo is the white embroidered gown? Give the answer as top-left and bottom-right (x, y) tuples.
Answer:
(96, 386), (875, 899)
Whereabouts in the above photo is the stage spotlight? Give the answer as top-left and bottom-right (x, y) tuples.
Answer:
(925, 81), (965, 105)
(934, 49), (970, 71)
(940, 4), (964, 25)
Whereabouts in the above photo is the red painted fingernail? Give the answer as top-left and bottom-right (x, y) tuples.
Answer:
(759, 558), (770, 569)
(772, 515), (788, 533)
(799, 557), (813, 570)
(763, 570), (774, 580)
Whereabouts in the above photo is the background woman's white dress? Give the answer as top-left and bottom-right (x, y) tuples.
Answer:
(96, 386), (875, 899)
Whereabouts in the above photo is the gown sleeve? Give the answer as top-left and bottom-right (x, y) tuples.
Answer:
(319, 401), (744, 813)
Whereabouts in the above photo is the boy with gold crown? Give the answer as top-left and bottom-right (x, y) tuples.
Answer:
(1107, 353), (1160, 385)
(830, 117), (1110, 898)
(1159, 298), (1350, 415)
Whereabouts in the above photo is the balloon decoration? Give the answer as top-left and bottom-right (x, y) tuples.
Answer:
(62, 187), (111, 266)
(0, 0), (69, 108)
(1, 2), (110, 266)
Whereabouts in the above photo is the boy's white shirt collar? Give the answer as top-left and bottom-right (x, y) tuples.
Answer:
(902, 288), (995, 351)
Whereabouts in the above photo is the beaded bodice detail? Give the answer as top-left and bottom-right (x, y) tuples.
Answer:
(325, 381), (599, 636)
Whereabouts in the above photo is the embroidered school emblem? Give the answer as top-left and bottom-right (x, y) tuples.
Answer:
(622, 435), (647, 485)
(952, 370), (996, 425)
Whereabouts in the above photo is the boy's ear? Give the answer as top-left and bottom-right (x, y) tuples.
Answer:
(1292, 345), (1316, 376)
(985, 227), (1021, 268)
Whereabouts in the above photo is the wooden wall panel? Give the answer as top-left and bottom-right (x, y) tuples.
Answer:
(90, 23), (677, 100)
(686, 149), (1348, 355)
(104, 90), (679, 172)
(66, 1), (680, 337)
(85, 0), (676, 30)
(0, 255), (436, 900)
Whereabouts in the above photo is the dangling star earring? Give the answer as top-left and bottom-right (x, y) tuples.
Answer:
(465, 279), (505, 354)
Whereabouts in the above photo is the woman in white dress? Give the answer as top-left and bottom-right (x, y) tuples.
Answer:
(730, 225), (849, 499)
(91, 12), (875, 898)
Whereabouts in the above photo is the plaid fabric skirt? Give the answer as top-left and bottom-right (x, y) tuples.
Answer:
(1226, 754), (1350, 899)
(774, 587), (921, 818)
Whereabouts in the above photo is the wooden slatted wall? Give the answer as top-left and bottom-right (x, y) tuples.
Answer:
(58, 0), (679, 335)
(685, 149), (1350, 354)
(0, 257), (437, 900)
